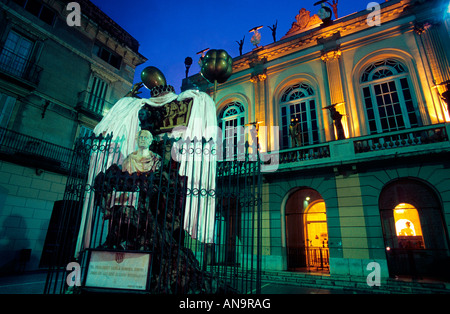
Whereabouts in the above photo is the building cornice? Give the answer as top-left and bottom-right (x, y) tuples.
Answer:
(231, 0), (419, 74)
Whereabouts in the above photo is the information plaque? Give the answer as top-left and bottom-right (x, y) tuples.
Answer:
(85, 250), (151, 291)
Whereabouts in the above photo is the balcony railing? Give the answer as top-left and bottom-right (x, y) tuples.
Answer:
(0, 127), (73, 173)
(278, 143), (331, 165)
(263, 124), (450, 172)
(0, 48), (42, 85)
(76, 91), (114, 119)
(353, 125), (448, 154)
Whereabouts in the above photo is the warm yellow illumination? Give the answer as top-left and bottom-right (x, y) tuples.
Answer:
(394, 203), (422, 236)
(305, 201), (327, 248)
(435, 84), (450, 122)
(393, 203), (425, 249)
(320, 49), (342, 62)
(441, 100), (450, 122)
(333, 102), (350, 140)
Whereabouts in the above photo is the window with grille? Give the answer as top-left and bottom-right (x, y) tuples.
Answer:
(360, 59), (421, 134)
(280, 82), (319, 149)
(87, 76), (108, 115)
(0, 30), (33, 78)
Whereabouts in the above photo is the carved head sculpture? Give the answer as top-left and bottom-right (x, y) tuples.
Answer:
(136, 129), (153, 149)
(138, 104), (165, 134)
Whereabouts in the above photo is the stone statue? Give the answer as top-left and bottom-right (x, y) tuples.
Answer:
(236, 36), (245, 56)
(122, 129), (161, 175)
(325, 105), (346, 140)
(268, 20), (277, 43)
(289, 117), (302, 147)
(440, 83), (450, 114)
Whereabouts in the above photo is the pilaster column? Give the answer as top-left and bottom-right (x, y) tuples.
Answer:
(415, 21), (450, 121)
(321, 48), (349, 139)
(414, 21), (450, 87)
(321, 49), (344, 105)
(250, 69), (267, 126)
(250, 69), (267, 153)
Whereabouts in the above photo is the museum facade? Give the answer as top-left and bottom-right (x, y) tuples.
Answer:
(185, 0), (450, 281)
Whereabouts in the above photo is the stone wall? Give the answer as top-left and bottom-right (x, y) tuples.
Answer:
(0, 161), (66, 274)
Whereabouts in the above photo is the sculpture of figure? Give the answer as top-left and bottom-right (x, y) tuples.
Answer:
(289, 118), (302, 147)
(236, 36), (245, 56)
(268, 20), (278, 43)
(249, 26), (263, 48)
(327, 106), (346, 140)
(122, 129), (161, 175)
(440, 83), (450, 114)
(177, 100), (188, 124)
(76, 65), (218, 262)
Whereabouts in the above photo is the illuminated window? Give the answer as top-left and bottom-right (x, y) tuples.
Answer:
(218, 102), (245, 158)
(360, 59), (421, 134)
(280, 82), (319, 149)
(393, 203), (425, 249)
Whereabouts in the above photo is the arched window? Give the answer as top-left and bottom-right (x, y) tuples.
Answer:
(218, 102), (245, 158)
(280, 82), (319, 149)
(360, 59), (422, 134)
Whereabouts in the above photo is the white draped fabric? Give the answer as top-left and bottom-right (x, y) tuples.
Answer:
(74, 91), (217, 257)
(164, 90), (218, 244)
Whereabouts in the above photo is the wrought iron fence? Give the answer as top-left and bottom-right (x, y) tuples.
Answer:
(286, 246), (329, 271)
(44, 132), (262, 294)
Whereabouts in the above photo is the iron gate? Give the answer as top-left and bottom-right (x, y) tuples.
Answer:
(44, 132), (262, 294)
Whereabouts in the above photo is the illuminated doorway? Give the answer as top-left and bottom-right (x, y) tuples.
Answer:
(304, 200), (329, 270)
(379, 179), (449, 279)
(285, 188), (329, 272)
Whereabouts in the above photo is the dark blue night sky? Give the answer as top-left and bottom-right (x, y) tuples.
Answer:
(89, 0), (378, 95)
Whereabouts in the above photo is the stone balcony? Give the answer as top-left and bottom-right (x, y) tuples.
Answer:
(262, 124), (450, 173)
(0, 127), (73, 174)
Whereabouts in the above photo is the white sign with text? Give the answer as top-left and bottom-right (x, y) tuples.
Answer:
(85, 251), (150, 291)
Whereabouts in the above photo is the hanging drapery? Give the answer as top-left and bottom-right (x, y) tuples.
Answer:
(167, 90), (218, 243)
(74, 90), (218, 257)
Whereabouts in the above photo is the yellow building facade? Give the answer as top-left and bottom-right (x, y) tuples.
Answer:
(186, 0), (450, 280)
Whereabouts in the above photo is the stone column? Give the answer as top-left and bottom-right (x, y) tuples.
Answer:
(415, 21), (450, 122)
(321, 48), (349, 140)
(414, 21), (450, 88)
(249, 57), (268, 152)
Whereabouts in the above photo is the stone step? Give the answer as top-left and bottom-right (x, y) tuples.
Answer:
(260, 270), (450, 294)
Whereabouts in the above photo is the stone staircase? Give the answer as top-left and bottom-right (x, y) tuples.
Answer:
(260, 270), (450, 294)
